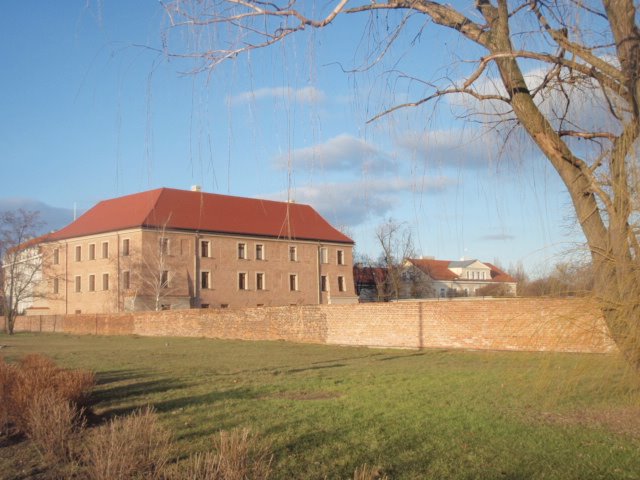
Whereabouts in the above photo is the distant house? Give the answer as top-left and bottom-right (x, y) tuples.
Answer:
(353, 265), (388, 302)
(27, 187), (357, 314)
(403, 258), (517, 298)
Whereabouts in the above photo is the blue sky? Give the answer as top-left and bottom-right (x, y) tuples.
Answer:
(0, 1), (584, 276)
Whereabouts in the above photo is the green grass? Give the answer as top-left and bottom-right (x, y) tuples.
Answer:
(1, 332), (639, 479)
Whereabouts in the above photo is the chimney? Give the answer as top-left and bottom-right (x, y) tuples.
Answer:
(191, 185), (201, 192)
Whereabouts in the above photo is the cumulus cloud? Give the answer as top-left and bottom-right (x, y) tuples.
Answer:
(274, 134), (396, 174)
(480, 233), (515, 241)
(228, 86), (326, 105)
(270, 176), (454, 226)
(396, 129), (500, 170)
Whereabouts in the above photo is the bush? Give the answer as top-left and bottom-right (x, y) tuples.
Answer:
(83, 405), (172, 480)
(1, 354), (95, 436)
(173, 428), (272, 480)
(25, 393), (85, 464)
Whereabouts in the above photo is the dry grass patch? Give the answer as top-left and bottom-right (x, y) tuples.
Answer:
(537, 406), (640, 438)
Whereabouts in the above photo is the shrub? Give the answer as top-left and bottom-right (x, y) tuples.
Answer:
(25, 393), (85, 464)
(174, 428), (272, 480)
(0, 357), (13, 436)
(2, 354), (95, 435)
(83, 406), (172, 480)
(353, 464), (388, 480)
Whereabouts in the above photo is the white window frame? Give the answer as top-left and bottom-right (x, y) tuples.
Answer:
(238, 242), (247, 260)
(75, 245), (82, 262)
(338, 275), (346, 292)
(289, 273), (298, 291)
(122, 270), (130, 290)
(256, 272), (265, 291)
(88, 243), (96, 261)
(321, 275), (328, 292)
(320, 247), (328, 264)
(201, 240), (210, 258)
(75, 275), (82, 292)
(159, 237), (170, 255)
(289, 245), (297, 262)
(201, 270), (211, 289)
(102, 273), (109, 291)
(102, 241), (109, 259)
(238, 272), (248, 290)
(255, 243), (265, 261)
(122, 238), (130, 256)
(88, 274), (96, 292)
(337, 250), (345, 265)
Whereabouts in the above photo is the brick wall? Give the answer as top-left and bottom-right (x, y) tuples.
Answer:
(8, 297), (616, 354)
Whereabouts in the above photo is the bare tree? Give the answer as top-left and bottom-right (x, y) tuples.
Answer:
(376, 218), (415, 300)
(0, 210), (44, 334)
(160, 1), (640, 370)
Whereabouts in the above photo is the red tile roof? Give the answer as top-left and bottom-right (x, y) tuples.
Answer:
(48, 188), (353, 244)
(408, 258), (516, 283)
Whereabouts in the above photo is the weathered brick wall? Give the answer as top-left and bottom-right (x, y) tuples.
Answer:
(9, 297), (617, 354)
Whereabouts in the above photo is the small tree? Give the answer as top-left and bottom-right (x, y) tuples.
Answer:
(0, 210), (44, 334)
(375, 218), (415, 301)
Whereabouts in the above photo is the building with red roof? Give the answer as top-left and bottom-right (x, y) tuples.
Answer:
(404, 258), (517, 298)
(29, 188), (357, 314)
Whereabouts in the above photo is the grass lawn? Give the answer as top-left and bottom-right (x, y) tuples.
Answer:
(1, 332), (639, 479)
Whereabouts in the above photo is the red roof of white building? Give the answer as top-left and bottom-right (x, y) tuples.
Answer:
(408, 258), (516, 283)
(48, 188), (353, 244)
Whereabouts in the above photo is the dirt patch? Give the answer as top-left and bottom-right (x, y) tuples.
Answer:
(537, 406), (640, 438)
(264, 391), (343, 401)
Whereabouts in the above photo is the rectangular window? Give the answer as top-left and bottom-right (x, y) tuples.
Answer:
(289, 246), (297, 261)
(89, 243), (96, 260)
(320, 247), (328, 264)
(102, 242), (109, 259)
(159, 238), (169, 255)
(289, 274), (298, 291)
(338, 276), (346, 292)
(201, 240), (210, 258)
(75, 276), (81, 292)
(256, 273), (265, 290)
(201, 271), (210, 289)
(201, 304), (210, 309)
(337, 250), (345, 265)
(53, 277), (59, 294)
(238, 243), (246, 259)
(122, 238), (130, 256)
(53, 248), (59, 265)
(102, 273), (109, 291)
(75, 246), (82, 262)
(255, 244), (264, 260)
(238, 272), (247, 290)
(161, 304), (171, 311)
(88, 274), (96, 292)
(321, 275), (328, 292)
(161, 270), (169, 288)
(122, 271), (130, 290)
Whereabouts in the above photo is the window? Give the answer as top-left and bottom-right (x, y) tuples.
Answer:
(238, 243), (246, 260)
(337, 250), (345, 265)
(440, 288), (445, 297)
(255, 244), (264, 260)
(338, 276), (346, 292)
(161, 270), (169, 288)
(201, 271), (210, 289)
(122, 238), (130, 256)
(289, 274), (298, 291)
(321, 275), (328, 292)
(159, 238), (169, 255)
(122, 271), (130, 290)
(201, 304), (210, 309)
(88, 275), (96, 292)
(201, 240), (210, 258)
(53, 248), (59, 265)
(102, 273), (109, 291)
(102, 242), (109, 259)
(75, 246), (82, 262)
(256, 273), (265, 290)
(53, 278), (59, 294)
(89, 243), (96, 260)
(220, 304), (229, 309)
(320, 247), (328, 264)
(289, 246), (297, 261)
(75, 276), (81, 292)
(481, 271), (486, 280)
(238, 272), (247, 290)
(161, 304), (171, 310)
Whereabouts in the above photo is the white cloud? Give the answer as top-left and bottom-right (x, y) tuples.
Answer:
(228, 86), (326, 105)
(395, 129), (500, 170)
(270, 176), (454, 226)
(274, 134), (396, 174)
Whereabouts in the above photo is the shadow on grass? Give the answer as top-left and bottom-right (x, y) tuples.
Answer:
(285, 363), (346, 374)
(377, 352), (429, 362)
(95, 368), (150, 386)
